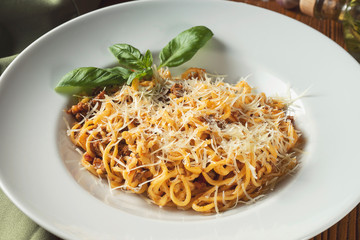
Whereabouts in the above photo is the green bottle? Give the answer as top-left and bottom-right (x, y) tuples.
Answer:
(300, 0), (360, 62)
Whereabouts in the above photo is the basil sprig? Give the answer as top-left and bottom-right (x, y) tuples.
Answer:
(109, 45), (154, 85)
(55, 26), (213, 94)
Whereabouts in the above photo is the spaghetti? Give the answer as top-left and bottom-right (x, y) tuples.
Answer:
(66, 67), (301, 213)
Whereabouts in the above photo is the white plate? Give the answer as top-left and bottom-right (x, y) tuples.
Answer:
(1, 0), (360, 239)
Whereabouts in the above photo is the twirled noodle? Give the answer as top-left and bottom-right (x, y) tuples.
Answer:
(66, 67), (301, 213)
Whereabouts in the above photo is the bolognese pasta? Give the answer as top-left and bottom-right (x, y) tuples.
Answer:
(66, 67), (301, 213)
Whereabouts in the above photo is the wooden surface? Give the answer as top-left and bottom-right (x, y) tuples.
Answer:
(97, 1), (359, 239)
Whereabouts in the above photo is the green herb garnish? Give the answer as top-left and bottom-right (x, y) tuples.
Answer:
(55, 26), (213, 94)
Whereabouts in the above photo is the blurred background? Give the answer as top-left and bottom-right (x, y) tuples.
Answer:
(0, 0), (101, 59)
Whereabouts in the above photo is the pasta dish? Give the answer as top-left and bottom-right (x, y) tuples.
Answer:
(66, 67), (301, 213)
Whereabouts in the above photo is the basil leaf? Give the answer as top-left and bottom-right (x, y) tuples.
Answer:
(109, 44), (145, 70)
(55, 67), (128, 94)
(127, 72), (138, 85)
(143, 50), (153, 68)
(126, 67), (153, 85)
(159, 26), (213, 68)
(106, 66), (133, 78)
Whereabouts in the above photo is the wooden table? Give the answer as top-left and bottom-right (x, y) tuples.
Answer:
(97, 1), (359, 239)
